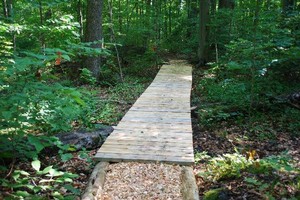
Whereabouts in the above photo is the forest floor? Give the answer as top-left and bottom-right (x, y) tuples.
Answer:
(1, 58), (299, 199)
(192, 120), (300, 199)
(191, 66), (300, 199)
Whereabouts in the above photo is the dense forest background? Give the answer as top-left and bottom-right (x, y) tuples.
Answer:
(0, 0), (299, 199)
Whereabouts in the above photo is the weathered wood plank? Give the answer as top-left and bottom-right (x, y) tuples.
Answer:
(116, 122), (192, 130)
(102, 139), (193, 148)
(94, 153), (194, 165)
(100, 144), (193, 153)
(113, 127), (191, 134)
(95, 62), (194, 165)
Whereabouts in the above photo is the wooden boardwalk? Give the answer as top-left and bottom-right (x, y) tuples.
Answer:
(95, 60), (194, 165)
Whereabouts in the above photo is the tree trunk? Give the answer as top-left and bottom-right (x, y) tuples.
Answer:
(2, 0), (12, 18)
(2, 0), (8, 17)
(219, 0), (235, 9)
(198, 0), (210, 65)
(281, 0), (295, 12)
(187, 0), (197, 37)
(84, 0), (103, 79)
(118, 0), (122, 32)
(7, 0), (12, 17)
(77, 0), (84, 41)
(211, 0), (216, 14)
(168, 1), (172, 35)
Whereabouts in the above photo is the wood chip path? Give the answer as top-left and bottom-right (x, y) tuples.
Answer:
(95, 60), (194, 165)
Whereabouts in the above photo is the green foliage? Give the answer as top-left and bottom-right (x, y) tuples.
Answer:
(199, 151), (298, 181)
(203, 188), (225, 200)
(80, 68), (97, 85)
(199, 153), (251, 181)
(198, 152), (299, 198)
(123, 49), (160, 78)
(95, 79), (146, 125)
(0, 160), (79, 199)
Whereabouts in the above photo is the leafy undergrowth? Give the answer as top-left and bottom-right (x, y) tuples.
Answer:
(0, 76), (156, 199)
(192, 67), (300, 200)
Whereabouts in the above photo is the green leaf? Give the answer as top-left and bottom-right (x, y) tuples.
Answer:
(244, 177), (261, 186)
(227, 61), (244, 70)
(41, 166), (53, 174)
(12, 173), (20, 181)
(64, 184), (81, 195)
(16, 190), (31, 197)
(62, 54), (71, 61)
(2, 111), (12, 120)
(61, 153), (73, 162)
(47, 168), (64, 177)
(52, 191), (64, 199)
(15, 170), (30, 176)
(27, 135), (44, 153)
(31, 160), (41, 172)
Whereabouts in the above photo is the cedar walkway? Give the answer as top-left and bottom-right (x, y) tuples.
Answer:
(95, 60), (194, 165)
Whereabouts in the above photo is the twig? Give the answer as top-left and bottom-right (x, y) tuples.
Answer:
(5, 157), (16, 178)
(287, 102), (300, 110)
(98, 99), (132, 105)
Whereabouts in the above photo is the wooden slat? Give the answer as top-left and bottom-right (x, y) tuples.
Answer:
(94, 62), (194, 165)
(113, 127), (191, 134)
(101, 142), (193, 151)
(95, 153), (194, 165)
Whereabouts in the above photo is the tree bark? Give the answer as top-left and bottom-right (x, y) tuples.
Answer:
(187, 0), (198, 37)
(118, 0), (122, 32)
(281, 0), (295, 12)
(2, 0), (8, 17)
(211, 0), (216, 14)
(219, 0), (235, 9)
(77, 0), (84, 41)
(84, 0), (103, 79)
(2, 0), (12, 18)
(198, 0), (210, 65)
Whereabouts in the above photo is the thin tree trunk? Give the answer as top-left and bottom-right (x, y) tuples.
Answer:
(77, 0), (84, 41)
(6, 0), (12, 17)
(168, 1), (172, 35)
(187, 0), (197, 37)
(248, 0), (261, 123)
(126, 0), (129, 32)
(211, 0), (216, 14)
(108, 0), (124, 81)
(281, 0), (295, 12)
(84, 0), (103, 79)
(164, 0), (168, 38)
(198, 0), (210, 65)
(2, 0), (8, 17)
(118, 0), (122, 32)
(219, 0), (234, 9)
(39, 0), (43, 25)
(38, 0), (45, 52)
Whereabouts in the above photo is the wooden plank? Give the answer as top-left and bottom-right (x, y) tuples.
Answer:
(116, 122), (192, 130)
(97, 146), (194, 157)
(95, 62), (194, 165)
(120, 118), (191, 124)
(111, 129), (192, 134)
(113, 127), (191, 134)
(100, 143), (193, 153)
(122, 110), (191, 117)
(94, 152), (194, 165)
(103, 135), (192, 147)
(105, 136), (192, 142)
(129, 108), (191, 113)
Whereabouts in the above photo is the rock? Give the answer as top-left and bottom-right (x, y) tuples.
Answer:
(56, 126), (113, 151)
(288, 91), (300, 104)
